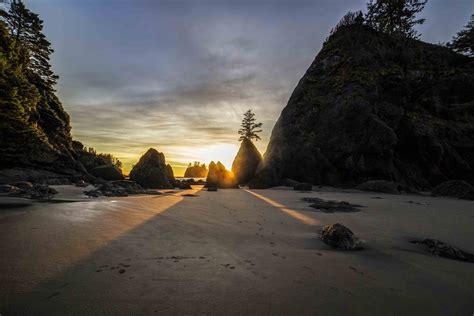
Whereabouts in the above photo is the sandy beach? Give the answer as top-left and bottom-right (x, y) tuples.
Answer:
(0, 185), (473, 315)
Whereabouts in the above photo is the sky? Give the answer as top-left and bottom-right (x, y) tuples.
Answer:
(27, 0), (473, 175)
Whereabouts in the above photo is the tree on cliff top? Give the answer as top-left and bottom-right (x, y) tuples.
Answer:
(449, 14), (474, 57)
(238, 109), (262, 142)
(0, 0), (58, 90)
(365, 0), (427, 39)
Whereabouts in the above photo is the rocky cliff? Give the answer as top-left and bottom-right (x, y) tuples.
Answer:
(231, 139), (262, 185)
(251, 24), (474, 189)
(0, 23), (85, 182)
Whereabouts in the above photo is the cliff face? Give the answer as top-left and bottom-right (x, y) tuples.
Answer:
(0, 23), (83, 179)
(251, 25), (474, 189)
(231, 139), (262, 185)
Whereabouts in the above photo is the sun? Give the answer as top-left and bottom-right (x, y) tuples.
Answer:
(192, 143), (239, 171)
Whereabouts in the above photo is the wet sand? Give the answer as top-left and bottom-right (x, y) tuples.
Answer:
(0, 186), (473, 315)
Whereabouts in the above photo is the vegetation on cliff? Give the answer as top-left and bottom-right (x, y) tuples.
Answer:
(251, 3), (474, 189)
(232, 109), (263, 185)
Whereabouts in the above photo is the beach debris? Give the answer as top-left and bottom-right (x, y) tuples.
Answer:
(294, 183), (312, 191)
(302, 197), (362, 213)
(207, 186), (218, 192)
(411, 239), (474, 262)
(320, 223), (362, 250)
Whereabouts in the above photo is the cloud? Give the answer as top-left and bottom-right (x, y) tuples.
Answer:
(34, 0), (471, 174)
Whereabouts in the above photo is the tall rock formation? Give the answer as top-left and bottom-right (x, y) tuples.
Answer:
(0, 23), (85, 182)
(231, 139), (262, 185)
(206, 161), (238, 188)
(251, 24), (474, 189)
(129, 148), (175, 189)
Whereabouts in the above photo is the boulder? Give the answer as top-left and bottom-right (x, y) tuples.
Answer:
(205, 161), (238, 189)
(355, 180), (403, 194)
(10, 181), (33, 190)
(129, 148), (174, 189)
(251, 24), (474, 190)
(320, 223), (361, 250)
(177, 182), (192, 190)
(294, 183), (312, 191)
(90, 164), (124, 181)
(0, 184), (19, 193)
(302, 197), (362, 213)
(281, 178), (300, 187)
(111, 180), (145, 194)
(9, 183), (58, 200)
(231, 139), (262, 185)
(431, 180), (474, 200)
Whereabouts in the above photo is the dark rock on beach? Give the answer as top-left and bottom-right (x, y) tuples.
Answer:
(250, 24), (474, 190)
(431, 180), (474, 200)
(8, 183), (58, 200)
(356, 180), (407, 194)
(231, 138), (262, 185)
(90, 164), (124, 181)
(129, 148), (175, 189)
(303, 197), (362, 213)
(321, 223), (362, 250)
(412, 239), (473, 262)
(294, 183), (312, 191)
(205, 161), (238, 189)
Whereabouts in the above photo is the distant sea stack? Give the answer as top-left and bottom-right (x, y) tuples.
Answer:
(184, 163), (208, 178)
(231, 139), (262, 185)
(206, 161), (238, 188)
(129, 148), (175, 189)
(251, 24), (474, 189)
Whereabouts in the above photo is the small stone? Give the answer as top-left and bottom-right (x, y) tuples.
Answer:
(321, 223), (362, 250)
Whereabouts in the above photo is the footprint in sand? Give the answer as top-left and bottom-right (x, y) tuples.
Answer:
(349, 266), (364, 275)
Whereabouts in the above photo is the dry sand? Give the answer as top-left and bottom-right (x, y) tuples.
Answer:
(0, 185), (473, 315)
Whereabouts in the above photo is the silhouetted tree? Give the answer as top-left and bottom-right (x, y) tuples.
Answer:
(448, 14), (474, 56)
(365, 0), (427, 38)
(238, 109), (262, 142)
(0, 0), (58, 90)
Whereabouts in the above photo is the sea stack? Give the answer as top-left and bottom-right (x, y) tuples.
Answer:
(251, 24), (474, 190)
(231, 138), (262, 185)
(129, 148), (175, 189)
(184, 163), (208, 178)
(206, 161), (238, 188)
